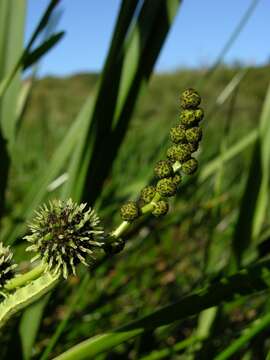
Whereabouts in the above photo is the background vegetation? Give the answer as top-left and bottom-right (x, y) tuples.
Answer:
(1, 0), (270, 359)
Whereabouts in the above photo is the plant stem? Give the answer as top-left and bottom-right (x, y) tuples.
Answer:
(4, 262), (46, 291)
(110, 162), (179, 241)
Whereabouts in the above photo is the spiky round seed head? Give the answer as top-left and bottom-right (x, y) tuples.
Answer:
(120, 201), (140, 221)
(182, 158), (198, 175)
(179, 109), (198, 127)
(24, 199), (104, 279)
(156, 178), (177, 197)
(185, 127), (202, 143)
(140, 186), (156, 204)
(194, 107), (204, 122)
(170, 125), (186, 144)
(154, 160), (173, 179)
(0, 243), (17, 288)
(180, 88), (201, 109)
(172, 173), (182, 186)
(167, 144), (191, 163)
(188, 142), (199, 153)
(152, 200), (169, 217)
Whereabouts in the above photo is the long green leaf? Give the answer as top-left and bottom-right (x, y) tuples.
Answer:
(0, 0), (60, 98)
(22, 31), (65, 70)
(199, 129), (258, 183)
(214, 311), (270, 360)
(231, 83), (270, 268)
(80, 0), (181, 205)
(19, 295), (50, 360)
(54, 257), (270, 360)
(0, 0), (26, 219)
(4, 94), (94, 244)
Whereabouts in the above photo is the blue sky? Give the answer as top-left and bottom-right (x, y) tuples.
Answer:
(25, 0), (270, 76)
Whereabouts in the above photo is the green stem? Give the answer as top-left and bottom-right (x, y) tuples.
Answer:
(4, 262), (46, 291)
(110, 162), (180, 241)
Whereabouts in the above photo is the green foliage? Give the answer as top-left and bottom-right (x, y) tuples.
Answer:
(2, 0), (270, 359)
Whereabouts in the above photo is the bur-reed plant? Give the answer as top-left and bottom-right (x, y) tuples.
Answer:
(0, 88), (204, 328)
(2, 1), (270, 359)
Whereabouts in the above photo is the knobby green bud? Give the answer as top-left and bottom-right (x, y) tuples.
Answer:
(156, 178), (177, 197)
(154, 160), (173, 179)
(25, 199), (104, 279)
(172, 173), (182, 186)
(152, 200), (169, 217)
(179, 109), (197, 127)
(188, 142), (199, 153)
(140, 186), (156, 204)
(185, 127), (202, 143)
(180, 88), (201, 109)
(120, 201), (140, 221)
(182, 158), (198, 175)
(167, 144), (191, 163)
(0, 243), (17, 288)
(194, 107), (204, 122)
(170, 125), (186, 144)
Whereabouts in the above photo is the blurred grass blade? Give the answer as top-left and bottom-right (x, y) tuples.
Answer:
(4, 94), (94, 244)
(252, 84), (270, 239)
(22, 31), (65, 70)
(202, 0), (260, 80)
(214, 311), (270, 360)
(19, 295), (50, 360)
(40, 275), (90, 360)
(63, 0), (165, 200)
(216, 68), (247, 106)
(0, 0), (60, 98)
(78, 0), (181, 204)
(199, 129), (258, 183)
(231, 83), (270, 268)
(4, 0), (140, 242)
(53, 258), (270, 360)
(0, 0), (26, 219)
(61, 0), (141, 198)
(139, 336), (200, 360)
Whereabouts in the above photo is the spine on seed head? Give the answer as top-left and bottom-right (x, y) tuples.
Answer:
(0, 243), (17, 289)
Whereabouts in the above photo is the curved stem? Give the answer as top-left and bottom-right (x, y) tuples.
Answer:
(4, 262), (46, 291)
(109, 162), (179, 241)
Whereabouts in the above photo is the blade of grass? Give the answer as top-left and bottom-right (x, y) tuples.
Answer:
(4, 93), (94, 244)
(214, 311), (270, 360)
(62, 0), (166, 200)
(139, 335), (201, 360)
(199, 129), (258, 183)
(79, 0), (181, 205)
(200, 0), (260, 81)
(53, 257), (270, 360)
(230, 83), (270, 269)
(0, 0), (61, 98)
(0, 0), (26, 219)
(40, 275), (90, 360)
(4, 0), (139, 242)
(19, 294), (51, 360)
(22, 31), (65, 70)
(61, 0), (140, 199)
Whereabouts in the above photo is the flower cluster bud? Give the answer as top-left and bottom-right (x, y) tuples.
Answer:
(152, 200), (169, 217)
(120, 201), (140, 221)
(140, 185), (156, 204)
(154, 160), (173, 179)
(119, 88), (203, 222)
